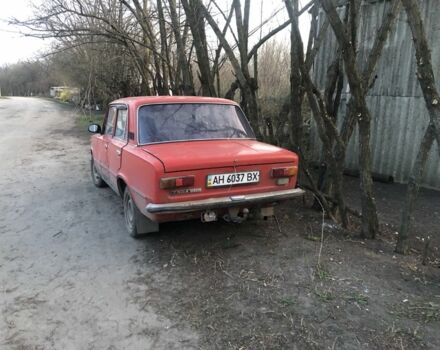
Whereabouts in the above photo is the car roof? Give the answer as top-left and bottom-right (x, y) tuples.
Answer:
(110, 95), (239, 108)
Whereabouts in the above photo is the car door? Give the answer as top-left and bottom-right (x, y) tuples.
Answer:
(107, 106), (128, 191)
(95, 106), (117, 182)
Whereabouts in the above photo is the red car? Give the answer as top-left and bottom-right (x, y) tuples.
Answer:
(88, 96), (304, 237)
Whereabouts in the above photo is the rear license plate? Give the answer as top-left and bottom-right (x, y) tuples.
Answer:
(206, 171), (260, 188)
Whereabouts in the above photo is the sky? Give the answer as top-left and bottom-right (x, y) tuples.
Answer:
(0, 0), (49, 65)
(0, 0), (310, 66)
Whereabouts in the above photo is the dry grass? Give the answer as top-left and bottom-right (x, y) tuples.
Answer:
(389, 300), (440, 323)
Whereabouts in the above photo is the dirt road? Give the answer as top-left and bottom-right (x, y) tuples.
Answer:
(1, 97), (439, 350)
(0, 98), (197, 349)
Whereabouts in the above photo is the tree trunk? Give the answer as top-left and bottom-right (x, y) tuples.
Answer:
(156, 0), (170, 95)
(181, 0), (216, 96)
(168, 0), (194, 95)
(196, 0), (261, 137)
(319, 0), (390, 238)
(357, 107), (379, 238)
(396, 124), (436, 254)
(233, 0), (261, 136)
(284, 0), (304, 153)
(396, 0), (440, 253)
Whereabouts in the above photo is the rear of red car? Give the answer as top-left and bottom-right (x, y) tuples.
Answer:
(136, 101), (304, 223)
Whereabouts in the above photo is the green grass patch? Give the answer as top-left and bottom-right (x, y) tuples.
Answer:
(314, 288), (334, 302)
(77, 112), (104, 129)
(345, 292), (369, 305)
(314, 264), (331, 281)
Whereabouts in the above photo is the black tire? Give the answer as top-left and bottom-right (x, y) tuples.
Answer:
(91, 158), (106, 188)
(123, 187), (159, 238)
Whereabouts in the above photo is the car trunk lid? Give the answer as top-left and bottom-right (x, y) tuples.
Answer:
(141, 139), (296, 172)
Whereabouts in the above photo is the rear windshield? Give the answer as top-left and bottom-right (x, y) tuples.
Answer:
(138, 103), (255, 144)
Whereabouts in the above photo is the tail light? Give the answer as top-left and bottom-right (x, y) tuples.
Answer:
(160, 176), (195, 189)
(271, 166), (298, 178)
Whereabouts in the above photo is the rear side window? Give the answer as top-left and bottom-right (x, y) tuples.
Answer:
(104, 107), (117, 135)
(138, 103), (255, 144)
(114, 109), (128, 140)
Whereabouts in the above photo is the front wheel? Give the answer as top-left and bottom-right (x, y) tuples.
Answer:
(123, 187), (159, 238)
(91, 158), (106, 188)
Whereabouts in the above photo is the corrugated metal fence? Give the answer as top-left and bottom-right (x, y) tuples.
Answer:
(311, 0), (440, 189)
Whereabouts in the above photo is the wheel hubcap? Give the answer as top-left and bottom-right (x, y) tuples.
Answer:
(125, 196), (134, 230)
(92, 164), (100, 183)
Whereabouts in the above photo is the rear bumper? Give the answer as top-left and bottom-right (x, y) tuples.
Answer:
(146, 188), (305, 214)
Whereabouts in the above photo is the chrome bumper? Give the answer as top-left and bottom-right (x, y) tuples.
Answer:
(146, 188), (305, 214)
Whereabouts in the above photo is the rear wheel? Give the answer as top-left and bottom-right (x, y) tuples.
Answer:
(123, 187), (159, 238)
(91, 158), (106, 188)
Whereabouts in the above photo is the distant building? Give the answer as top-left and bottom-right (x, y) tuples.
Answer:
(49, 86), (80, 103)
(312, 0), (440, 190)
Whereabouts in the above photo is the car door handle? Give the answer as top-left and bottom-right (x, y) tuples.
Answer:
(116, 149), (121, 156)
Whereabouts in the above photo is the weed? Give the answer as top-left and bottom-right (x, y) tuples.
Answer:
(314, 288), (334, 302)
(314, 264), (331, 281)
(345, 292), (368, 305)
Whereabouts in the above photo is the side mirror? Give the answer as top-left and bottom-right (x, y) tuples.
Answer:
(88, 124), (101, 134)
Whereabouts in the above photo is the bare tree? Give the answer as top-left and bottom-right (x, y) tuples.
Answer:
(280, 0), (401, 235)
(194, 0), (260, 133)
(167, 0), (195, 95)
(14, 0), (154, 91)
(180, 0), (216, 96)
(396, 0), (440, 253)
(156, 0), (171, 95)
(316, 0), (401, 238)
(194, 0), (315, 138)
